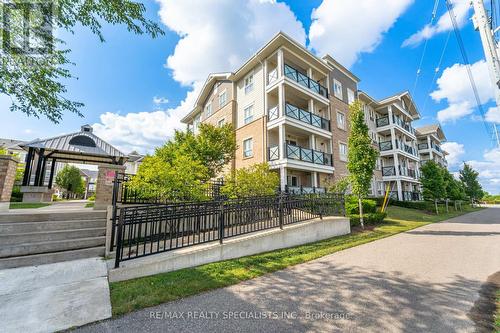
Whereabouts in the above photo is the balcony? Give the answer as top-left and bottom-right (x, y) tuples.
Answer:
(382, 166), (396, 176)
(392, 116), (416, 135)
(402, 191), (421, 201)
(268, 144), (333, 166)
(286, 185), (327, 194)
(379, 141), (393, 151)
(376, 116), (390, 127)
(403, 144), (416, 156)
(431, 142), (442, 153)
(283, 103), (330, 131)
(418, 143), (429, 150)
(399, 166), (417, 179)
(284, 64), (328, 98)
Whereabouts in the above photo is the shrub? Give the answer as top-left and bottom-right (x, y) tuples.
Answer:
(10, 186), (23, 202)
(87, 194), (96, 201)
(350, 212), (387, 226)
(345, 196), (376, 215)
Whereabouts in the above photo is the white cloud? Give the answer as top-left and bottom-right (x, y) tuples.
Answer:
(93, 0), (306, 153)
(441, 141), (465, 166)
(309, 0), (413, 68)
(466, 148), (500, 194)
(485, 106), (500, 123)
(402, 0), (471, 47)
(431, 60), (494, 123)
(153, 96), (169, 106)
(159, 0), (306, 86)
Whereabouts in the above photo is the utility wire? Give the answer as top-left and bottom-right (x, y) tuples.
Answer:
(412, 0), (441, 95)
(445, 0), (492, 137)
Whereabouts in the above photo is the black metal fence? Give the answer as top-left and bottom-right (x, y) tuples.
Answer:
(114, 193), (344, 268)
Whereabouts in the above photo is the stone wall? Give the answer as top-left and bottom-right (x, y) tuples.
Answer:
(0, 155), (18, 211)
(94, 165), (125, 210)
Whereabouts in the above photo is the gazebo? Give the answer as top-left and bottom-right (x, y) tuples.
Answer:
(20, 125), (126, 208)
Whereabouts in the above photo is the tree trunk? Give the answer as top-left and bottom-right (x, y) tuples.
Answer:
(358, 197), (364, 229)
(434, 199), (439, 215)
(446, 199), (449, 213)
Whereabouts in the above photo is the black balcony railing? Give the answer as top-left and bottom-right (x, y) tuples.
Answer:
(284, 64), (328, 98)
(418, 143), (429, 150)
(285, 144), (333, 166)
(431, 142), (441, 153)
(379, 141), (393, 151)
(376, 116), (390, 127)
(392, 115), (416, 135)
(268, 146), (279, 161)
(404, 144), (415, 155)
(382, 166), (396, 176)
(285, 103), (331, 131)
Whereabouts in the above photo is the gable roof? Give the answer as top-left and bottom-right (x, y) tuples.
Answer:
(0, 138), (26, 150)
(416, 124), (447, 141)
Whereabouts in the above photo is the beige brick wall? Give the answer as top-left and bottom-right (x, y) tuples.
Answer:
(235, 117), (266, 169)
(202, 100), (236, 127)
(95, 164), (125, 210)
(330, 97), (350, 181)
(0, 155), (19, 202)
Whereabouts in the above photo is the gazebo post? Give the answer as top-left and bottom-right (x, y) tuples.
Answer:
(33, 149), (45, 186)
(22, 147), (33, 186)
(38, 155), (47, 186)
(48, 158), (56, 189)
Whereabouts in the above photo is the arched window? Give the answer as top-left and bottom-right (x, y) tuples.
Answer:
(68, 135), (96, 147)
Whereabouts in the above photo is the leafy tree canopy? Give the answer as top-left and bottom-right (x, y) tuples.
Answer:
(55, 165), (84, 194)
(419, 161), (446, 201)
(442, 167), (466, 201)
(459, 163), (484, 200)
(1, 0), (164, 122)
(221, 163), (279, 198)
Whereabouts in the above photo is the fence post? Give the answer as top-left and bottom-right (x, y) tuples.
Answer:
(114, 210), (124, 268)
(279, 194), (284, 229)
(110, 172), (119, 252)
(218, 201), (225, 244)
(318, 195), (323, 220)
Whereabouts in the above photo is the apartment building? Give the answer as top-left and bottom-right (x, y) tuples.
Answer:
(182, 32), (359, 193)
(416, 124), (448, 168)
(359, 91), (423, 201)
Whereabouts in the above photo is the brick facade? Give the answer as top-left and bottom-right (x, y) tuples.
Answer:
(0, 155), (18, 210)
(94, 164), (125, 210)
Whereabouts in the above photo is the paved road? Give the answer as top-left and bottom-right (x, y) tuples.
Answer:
(76, 208), (500, 333)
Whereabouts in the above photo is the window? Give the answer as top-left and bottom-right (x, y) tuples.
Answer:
(347, 88), (355, 104)
(339, 142), (348, 161)
(219, 90), (227, 107)
(243, 138), (253, 158)
(244, 103), (254, 124)
(337, 111), (346, 130)
(217, 118), (226, 127)
(244, 73), (254, 94)
(333, 79), (342, 99)
(287, 175), (299, 187)
(401, 98), (407, 110)
(205, 103), (212, 118)
(193, 114), (201, 132)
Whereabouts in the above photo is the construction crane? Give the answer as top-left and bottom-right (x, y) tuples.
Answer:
(471, 0), (500, 147)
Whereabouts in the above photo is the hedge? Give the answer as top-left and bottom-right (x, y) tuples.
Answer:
(345, 196), (377, 215)
(349, 212), (387, 227)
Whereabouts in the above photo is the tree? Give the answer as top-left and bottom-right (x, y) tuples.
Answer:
(221, 163), (280, 198)
(442, 168), (466, 201)
(1, 1), (164, 123)
(419, 161), (446, 214)
(131, 124), (237, 201)
(156, 124), (237, 180)
(55, 165), (84, 197)
(459, 163), (484, 203)
(327, 176), (350, 195)
(347, 100), (379, 228)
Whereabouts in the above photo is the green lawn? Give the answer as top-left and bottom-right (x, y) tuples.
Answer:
(496, 290), (500, 332)
(9, 202), (51, 209)
(85, 202), (95, 208)
(110, 205), (482, 316)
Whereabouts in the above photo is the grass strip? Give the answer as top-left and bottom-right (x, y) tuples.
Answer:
(9, 202), (51, 209)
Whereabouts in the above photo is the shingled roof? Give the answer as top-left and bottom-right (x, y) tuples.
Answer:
(415, 124), (446, 141)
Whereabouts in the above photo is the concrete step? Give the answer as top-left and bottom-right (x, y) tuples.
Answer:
(0, 211), (107, 223)
(0, 219), (106, 234)
(0, 236), (106, 258)
(0, 228), (106, 246)
(0, 247), (106, 270)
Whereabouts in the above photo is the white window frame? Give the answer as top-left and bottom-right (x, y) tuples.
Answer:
(205, 102), (212, 118)
(336, 111), (346, 130)
(243, 137), (253, 158)
(217, 118), (226, 127)
(244, 72), (254, 94)
(219, 90), (227, 107)
(339, 142), (348, 161)
(333, 79), (343, 100)
(243, 103), (254, 125)
(347, 88), (355, 104)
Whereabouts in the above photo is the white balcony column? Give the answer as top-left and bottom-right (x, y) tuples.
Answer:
(390, 127), (397, 151)
(278, 124), (285, 161)
(307, 67), (313, 79)
(396, 180), (403, 201)
(277, 49), (284, 78)
(310, 134), (316, 150)
(427, 135), (433, 160)
(308, 98), (314, 114)
(278, 83), (285, 118)
(312, 172), (318, 187)
(388, 105), (394, 124)
(280, 166), (287, 191)
(393, 152), (400, 177)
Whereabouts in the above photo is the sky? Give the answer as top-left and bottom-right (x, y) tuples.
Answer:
(1, 0), (500, 194)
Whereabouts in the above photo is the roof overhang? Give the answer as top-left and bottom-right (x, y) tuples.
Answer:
(322, 55), (360, 83)
(378, 91), (420, 120)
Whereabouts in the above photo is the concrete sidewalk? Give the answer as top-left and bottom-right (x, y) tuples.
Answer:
(0, 257), (111, 333)
(75, 208), (500, 333)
